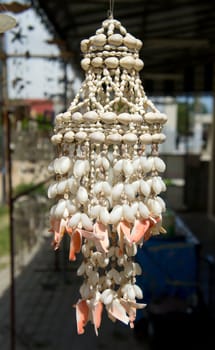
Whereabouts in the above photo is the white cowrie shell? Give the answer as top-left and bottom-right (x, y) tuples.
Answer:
(110, 205), (123, 225)
(89, 131), (105, 143)
(125, 243), (137, 257)
(47, 183), (58, 199)
(152, 177), (163, 195)
(56, 179), (68, 194)
(99, 207), (110, 225)
(49, 204), (57, 217)
(147, 198), (162, 216)
(84, 111), (98, 122)
(91, 56), (103, 67)
(105, 57), (119, 69)
(112, 183), (124, 201)
(140, 156), (153, 173)
(127, 285), (136, 300)
(124, 184), (135, 201)
(117, 113), (131, 124)
(93, 182), (103, 195)
(101, 111), (117, 123)
(102, 157), (110, 170)
(123, 204), (136, 223)
(107, 133), (122, 144)
(134, 58), (144, 71)
(73, 160), (89, 178)
(123, 34), (137, 49)
(101, 289), (114, 305)
(55, 199), (66, 218)
(77, 186), (88, 204)
(102, 181), (112, 196)
(120, 56), (134, 70)
(156, 196), (166, 211)
(134, 262), (142, 275)
(92, 34), (106, 46)
(82, 244), (90, 257)
(75, 131), (88, 142)
(138, 202), (150, 218)
(132, 181), (140, 194)
(81, 58), (90, 71)
(69, 212), (81, 228)
(67, 177), (78, 192)
(66, 200), (77, 214)
(81, 213), (93, 231)
(132, 113), (143, 123)
(123, 159), (133, 176)
(72, 112), (83, 123)
(108, 33), (123, 46)
(95, 156), (102, 168)
(140, 133), (152, 145)
(51, 134), (62, 144)
(133, 284), (143, 299)
(80, 39), (89, 53)
(113, 159), (123, 174)
(48, 160), (54, 174)
(64, 131), (74, 142)
(139, 180), (151, 197)
(89, 205), (101, 218)
(133, 158), (140, 172)
(154, 157), (166, 173)
(54, 156), (71, 175)
(123, 133), (138, 144)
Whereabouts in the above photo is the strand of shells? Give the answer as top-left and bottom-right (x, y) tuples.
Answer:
(48, 17), (167, 335)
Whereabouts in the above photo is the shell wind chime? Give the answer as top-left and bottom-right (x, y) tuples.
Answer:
(48, 17), (167, 335)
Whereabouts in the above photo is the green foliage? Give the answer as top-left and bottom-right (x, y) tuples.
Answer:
(36, 114), (52, 131)
(13, 182), (47, 197)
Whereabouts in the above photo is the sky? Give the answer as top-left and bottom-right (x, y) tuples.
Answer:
(3, 2), (81, 100)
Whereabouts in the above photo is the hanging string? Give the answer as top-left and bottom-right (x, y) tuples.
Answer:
(108, 0), (115, 19)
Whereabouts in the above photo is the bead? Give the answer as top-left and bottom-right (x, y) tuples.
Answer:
(91, 57), (103, 68)
(117, 113), (132, 124)
(75, 131), (88, 142)
(107, 133), (122, 144)
(123, 34), (137, 49)
(80, 39), (89, 53)
(152, 133), (166, 143)
(64, 131), (74, 142)
(134, 59), (144, 71)
(101, 112), (117, 123)
(89, 131), (105, 143)
(92, 34), (106, 46)
(108, 34), (123, 46)
(140, 133), (152, 144)
(83, 111), (98, 122)
(72, 112), (83, 123)
(123, 133), (138, 144)
(104, 57), (119, 69)
(81, 58), (91, 71)
(120, 56), (134, 69)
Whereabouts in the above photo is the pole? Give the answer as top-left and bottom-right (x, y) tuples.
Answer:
(5, 111), (16, 350)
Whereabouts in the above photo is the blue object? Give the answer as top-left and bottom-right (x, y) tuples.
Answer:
(135, 235), (199, 320)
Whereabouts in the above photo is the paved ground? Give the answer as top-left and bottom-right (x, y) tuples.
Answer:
(1, 212), (215, 350)
(0, 236), (150, 350)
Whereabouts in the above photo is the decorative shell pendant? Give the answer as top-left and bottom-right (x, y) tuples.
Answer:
(48, 16), (167, 335)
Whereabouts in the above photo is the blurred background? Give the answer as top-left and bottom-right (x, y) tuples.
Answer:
(0, 0), (215, 349)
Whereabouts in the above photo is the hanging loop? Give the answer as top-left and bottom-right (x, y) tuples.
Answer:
(108, 0), (115, 19)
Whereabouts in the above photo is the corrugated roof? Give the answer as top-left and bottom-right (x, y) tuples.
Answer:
(32, 0), (215, 94)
